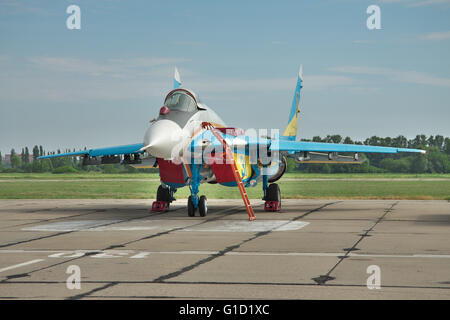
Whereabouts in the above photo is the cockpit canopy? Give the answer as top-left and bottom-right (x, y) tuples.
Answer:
(164, 90), (197, 112)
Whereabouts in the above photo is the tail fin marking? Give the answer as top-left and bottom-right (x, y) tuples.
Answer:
(174, 67), (182, 89)
(282, 65), (303, 141)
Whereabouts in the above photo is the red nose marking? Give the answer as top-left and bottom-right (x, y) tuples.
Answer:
(160, 106), (170, 115)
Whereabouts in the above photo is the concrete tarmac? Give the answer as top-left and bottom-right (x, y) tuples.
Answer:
(0, 199), (449, 299)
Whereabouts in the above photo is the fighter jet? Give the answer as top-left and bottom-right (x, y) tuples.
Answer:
(39, 66), (426, 220)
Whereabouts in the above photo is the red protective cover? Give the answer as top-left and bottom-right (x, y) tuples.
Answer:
(264, 201), (281, 212)
(205, 152), (236, 184)
(152, 201), (169, 212)
(211, 163), (236, 184)
(158, 158), (185, 184)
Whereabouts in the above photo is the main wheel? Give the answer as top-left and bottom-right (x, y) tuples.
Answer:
(198, 195), (207, 217)
(187, 195), (196, 217)
(266, 183), (281, 203)
(156, 185), (171, 210)
(157, 185), (170, 201)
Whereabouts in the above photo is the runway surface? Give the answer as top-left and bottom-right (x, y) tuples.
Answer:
(0, 199), (449, 299)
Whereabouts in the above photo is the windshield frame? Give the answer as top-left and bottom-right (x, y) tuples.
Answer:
(164, 89), (198, 112)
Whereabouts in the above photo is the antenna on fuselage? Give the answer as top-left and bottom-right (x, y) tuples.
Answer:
(174, 67), (182, 89)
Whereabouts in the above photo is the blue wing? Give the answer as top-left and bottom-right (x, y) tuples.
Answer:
(189, 130), (425, 155)
(38, 143), (144, 159)
(271, 140), (425, 154)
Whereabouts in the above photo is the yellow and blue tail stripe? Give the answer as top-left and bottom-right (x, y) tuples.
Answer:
(174, 67), (182, 89)
(282, 65), (303, 141)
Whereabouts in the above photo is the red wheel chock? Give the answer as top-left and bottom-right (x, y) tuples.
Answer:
(151, 201), (169, 212)
(264, 201), (280, 212)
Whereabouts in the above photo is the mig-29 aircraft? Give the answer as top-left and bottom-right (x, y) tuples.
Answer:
(39, 66), (425, 220)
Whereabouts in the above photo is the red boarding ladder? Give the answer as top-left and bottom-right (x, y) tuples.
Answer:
(202, 122), (256, 221)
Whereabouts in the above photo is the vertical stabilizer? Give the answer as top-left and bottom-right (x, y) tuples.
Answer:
(281, 65), (303, 141)
(174, 67), (182, 89)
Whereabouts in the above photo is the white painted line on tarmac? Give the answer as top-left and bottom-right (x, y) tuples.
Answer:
(22, 220), (121, 232)
(0, 250), (91, 254)
(412, 254), (450, 258)
(130, 252), (150, 259)
(1, 249), (450, 260)
(154, 251), (218, 255)
(21, 219), (310, 232)
(227, 252), (342, 257)
(19, 205), (249, 232)
(48, 252), (86, 258)
(0, 259), (45, 273)
(93, 226), (157, 231)
(182, 220), (310, 232)
(227, 252), (450, 259)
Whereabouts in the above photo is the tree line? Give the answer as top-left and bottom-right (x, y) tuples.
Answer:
(1, 134), (449, 174)
(0, 145), (143, 174)
(289, 134), (450, 174)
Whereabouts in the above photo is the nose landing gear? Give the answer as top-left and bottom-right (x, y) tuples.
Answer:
(187, 195), (207, 217)
(187, 195), (196, 217)
(186, 163), (208, 217)
(199, 195), (208, 217)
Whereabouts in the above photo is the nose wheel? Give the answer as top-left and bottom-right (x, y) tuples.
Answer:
(187, 195), (196, 217)
(199, 195), (207, 217)
(187, 195), (207, 217)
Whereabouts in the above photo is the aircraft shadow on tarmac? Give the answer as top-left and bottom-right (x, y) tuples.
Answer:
(416, 214), (450, 225)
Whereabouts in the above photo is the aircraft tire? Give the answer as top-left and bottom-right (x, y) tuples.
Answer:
(266, 183), (281, 204)
(198, 195), (207, 217)
(188, 195), (196, 217)
(157, 185), (170, 202)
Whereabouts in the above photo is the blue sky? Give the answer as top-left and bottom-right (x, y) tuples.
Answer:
(1, 0), (450, 154)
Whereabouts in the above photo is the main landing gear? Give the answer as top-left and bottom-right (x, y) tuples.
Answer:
(152, 182), (280, 216)
(151, 185), (174, 212)
(264, 183), (281, 212)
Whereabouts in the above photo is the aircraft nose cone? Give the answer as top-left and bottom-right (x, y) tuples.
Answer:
(143, 119), (183, 159)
